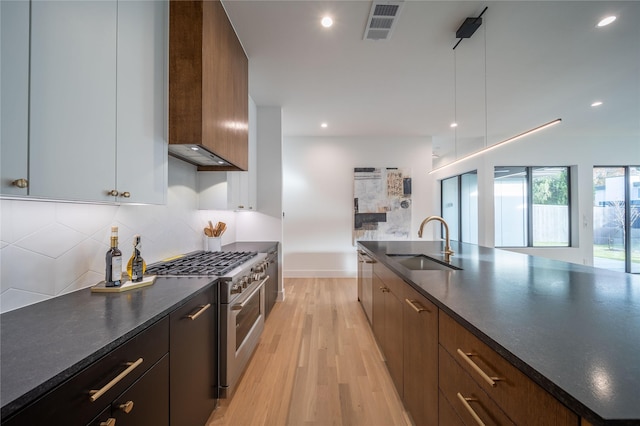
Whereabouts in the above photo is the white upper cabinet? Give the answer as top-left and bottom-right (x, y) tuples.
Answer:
(0, 1), (30, 196)
(1, 0), (167, 204)
(29, 0), (118, 201)
(116, 1), (167, 204)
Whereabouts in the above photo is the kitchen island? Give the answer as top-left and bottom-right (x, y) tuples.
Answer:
(359, 240), (640, 425)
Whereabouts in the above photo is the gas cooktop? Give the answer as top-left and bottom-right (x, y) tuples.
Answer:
(146, 251), (258, 277)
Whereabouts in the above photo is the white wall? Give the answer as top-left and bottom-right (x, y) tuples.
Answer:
(431, 126), (640, 266)
(282, 136), (433, 278)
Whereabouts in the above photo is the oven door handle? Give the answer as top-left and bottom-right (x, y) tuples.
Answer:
(231, 276), (269, 311)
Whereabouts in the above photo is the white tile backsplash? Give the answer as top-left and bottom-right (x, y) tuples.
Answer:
(0, 157), (236, 313)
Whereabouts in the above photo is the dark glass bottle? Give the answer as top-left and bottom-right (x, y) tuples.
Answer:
(105, 226), (122, 287)
(127, 235), (146, 283)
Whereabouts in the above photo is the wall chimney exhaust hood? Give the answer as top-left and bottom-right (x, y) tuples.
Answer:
(169, 0), (249, 172)
(168, 144), (233, 168)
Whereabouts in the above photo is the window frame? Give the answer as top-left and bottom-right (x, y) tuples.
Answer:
(440, 170), (478, 243)
(494, 166), (572, 248)
(593, 165), (639, 274)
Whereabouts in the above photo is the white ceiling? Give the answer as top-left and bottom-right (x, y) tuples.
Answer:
(223, 0), (640, 152)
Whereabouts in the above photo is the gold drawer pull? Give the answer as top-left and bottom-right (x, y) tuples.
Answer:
(100, 419), (116, 426)
(456, 392), (486, 426)
(89, 358), (143, 402)
(379, 286), (389, 293)
(405, 298), (429, 313)
(186, 303), (211, 320)
(456, 349), (502, 387)
(119, 400), (134, 413)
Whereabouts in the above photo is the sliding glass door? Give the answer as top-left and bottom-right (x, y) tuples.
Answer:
(441, 171), (477, 244)
(593, 166), (639, 273)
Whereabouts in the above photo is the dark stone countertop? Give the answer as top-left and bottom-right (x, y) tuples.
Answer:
(0, 276), (215, 419)
(358, 240), (640, 425)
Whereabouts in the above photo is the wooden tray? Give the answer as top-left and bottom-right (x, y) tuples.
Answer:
(91, 276), (157, 293)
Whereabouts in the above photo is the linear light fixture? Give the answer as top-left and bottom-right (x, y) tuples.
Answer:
(429, 118), (562, 175)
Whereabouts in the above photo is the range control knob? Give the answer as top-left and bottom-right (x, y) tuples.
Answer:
(230, 284), (242, 294)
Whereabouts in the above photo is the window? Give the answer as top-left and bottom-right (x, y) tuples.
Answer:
(593, 166), (640, 274)
(441, 171), (478, 244)
(494, 166), (570, 247)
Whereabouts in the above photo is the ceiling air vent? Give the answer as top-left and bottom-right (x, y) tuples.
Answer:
(363, 1), (404, 41)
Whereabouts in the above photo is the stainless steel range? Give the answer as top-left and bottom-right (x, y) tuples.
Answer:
(146, 250), (269, 398)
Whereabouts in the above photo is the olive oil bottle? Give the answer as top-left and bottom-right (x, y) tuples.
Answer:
(105, 226), (122, 287)
(127, 235), (146, 283)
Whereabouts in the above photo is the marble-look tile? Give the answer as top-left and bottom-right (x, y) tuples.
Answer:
(59, 270), (103, 295)
(53, 239), (105, 295)
(15, 223), (86, 258)
(0, 288), (52, 313)
(1, 245), (56, 294)
(0, 200), (56, 244)
(55, 202), (117, 236)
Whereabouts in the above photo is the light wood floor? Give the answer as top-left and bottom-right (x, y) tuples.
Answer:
(207, 277), (410, 426)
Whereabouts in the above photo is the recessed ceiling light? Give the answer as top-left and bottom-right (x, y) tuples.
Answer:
(321, 16), (333, 28)
(591, 101), (603, 107)
(450, 122), (458, 128)
(321, 122), (328, 128)
(597, 16), (616, 27)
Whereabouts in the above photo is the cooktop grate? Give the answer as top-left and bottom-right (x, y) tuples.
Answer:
(146, 251), (258, 276)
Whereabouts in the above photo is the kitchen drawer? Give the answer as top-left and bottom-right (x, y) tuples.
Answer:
(110, 354), (169, 426)
(4, 317), (169, 426)
(439, 390), (464, 426)
(439, 312), (578, 425)
(439, 345), (515, 426)
(373, 261), (406, 298)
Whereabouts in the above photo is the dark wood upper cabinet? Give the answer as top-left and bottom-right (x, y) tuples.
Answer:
(169, 0), (249, 171)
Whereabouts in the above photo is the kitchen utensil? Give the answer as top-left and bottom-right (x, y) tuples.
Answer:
(204, 227), (213, 237)
(213, 221), (226, 237)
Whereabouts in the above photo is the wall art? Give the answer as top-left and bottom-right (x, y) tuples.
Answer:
(353, 167), (411, 242)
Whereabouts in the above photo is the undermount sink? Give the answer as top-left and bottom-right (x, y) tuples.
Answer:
(388, 254), (462, 271)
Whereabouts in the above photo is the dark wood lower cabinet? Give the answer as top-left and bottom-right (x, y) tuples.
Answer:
(403, 285), (438, 426)
(439, 390), (464, 426)
(169, 289), (217, 426)
(372, 263), (403, 398)
(91, 355), (169, 426)
(360, 246), (581, 426)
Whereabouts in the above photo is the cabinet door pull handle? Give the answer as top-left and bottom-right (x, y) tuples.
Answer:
(379, 286), (389, 293)
(186, 303), (211, 321)
(456, 392), (486, 426)
(456, 349), (502, 387)
(119, 191), (131, 198)
(405, 298), (429, 313)
(100, 418), (117, 426)
(108, 189), (119, 196)
(89, 358), (143, 402)
(119, 400), (134, 414)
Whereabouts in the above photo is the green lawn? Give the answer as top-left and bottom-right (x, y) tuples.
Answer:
(593, 244), (640, 264)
